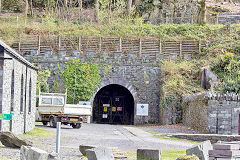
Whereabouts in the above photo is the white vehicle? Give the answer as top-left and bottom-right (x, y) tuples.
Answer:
(36, 92), (92, 129)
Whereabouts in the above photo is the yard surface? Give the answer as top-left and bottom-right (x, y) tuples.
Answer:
(0, 123), (196, 160)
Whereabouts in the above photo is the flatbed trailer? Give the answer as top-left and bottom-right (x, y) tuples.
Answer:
(36, 92), (92, 128)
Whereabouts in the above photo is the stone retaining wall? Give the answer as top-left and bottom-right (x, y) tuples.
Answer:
(172, 134), (240, 143)
(183, 92), (240, 135)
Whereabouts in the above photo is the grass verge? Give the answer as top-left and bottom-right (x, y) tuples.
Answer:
(147, 131), (199, 144)
(123, 149), (186, 160)
(19, 127), (55, 138)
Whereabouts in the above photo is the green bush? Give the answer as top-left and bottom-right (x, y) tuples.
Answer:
(60, 60), (101, 104)
(211, 52), (240, 94)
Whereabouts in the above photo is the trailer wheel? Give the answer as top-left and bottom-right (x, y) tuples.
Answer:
(72, 123), (81, 129)
(49, 117), (57, 128)
(42, 122), (48, 126)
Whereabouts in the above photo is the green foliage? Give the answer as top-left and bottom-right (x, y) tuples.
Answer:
(160, 60), (204, 123)
(32, 0), (56, 8)
(1, 12), (240, 43)
(52, 79), (59, 92)
(137, 0), (162, 17)
(60, 59), (101, 104)
(161, 60), (203, 97)
(211, 52), (240, 93)
(37, 69), (51, 94)
(2, 0), (23, 11)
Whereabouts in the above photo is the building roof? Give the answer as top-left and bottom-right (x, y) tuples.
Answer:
(0, 39), (38, 70)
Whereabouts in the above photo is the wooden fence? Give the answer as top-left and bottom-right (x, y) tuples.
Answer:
(12, 35), (203, 59)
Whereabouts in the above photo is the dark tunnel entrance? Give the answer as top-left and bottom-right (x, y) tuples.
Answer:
(93, 84), (134, 124)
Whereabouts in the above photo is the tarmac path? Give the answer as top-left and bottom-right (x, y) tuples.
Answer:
(1, 123), (194, 160)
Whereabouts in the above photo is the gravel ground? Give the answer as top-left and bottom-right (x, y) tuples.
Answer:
(0, 123), (194, 160)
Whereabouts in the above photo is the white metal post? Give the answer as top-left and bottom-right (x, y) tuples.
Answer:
(87, 116), (91, 123)
(56, 122), (61, 153)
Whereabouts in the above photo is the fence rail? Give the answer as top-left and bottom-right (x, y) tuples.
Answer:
(11, 35), (203, 60)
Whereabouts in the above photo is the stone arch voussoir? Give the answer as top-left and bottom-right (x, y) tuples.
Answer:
(90, 78), (138, 103)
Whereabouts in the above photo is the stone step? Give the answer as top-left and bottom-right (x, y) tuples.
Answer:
(209, 150), (240, 157)
(213, 143), (240, 150)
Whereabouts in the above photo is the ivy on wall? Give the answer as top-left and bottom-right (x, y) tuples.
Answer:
(60, 59), (101, 104)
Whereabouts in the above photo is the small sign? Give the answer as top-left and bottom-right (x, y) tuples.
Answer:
(102, 114), (108, 118)
(103, 104), (110, 107)
(104, 107), (108, 112)
(117, 107), (122, 111)
(136, 104), (148, 116)
(79, 101), (91, 105)
(112, 107), (116, 112)
(0, 114), (12, 120)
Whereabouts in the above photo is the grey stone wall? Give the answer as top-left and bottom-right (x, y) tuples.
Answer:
(26, 53), (161, 124)
(217, 13), (240, 24)
(0, 51), (3, 131)
(183, 92), (240, 135)
(146, 0), (200, 24)
(1, 50), (37, 134)
(172, 134), (240, 143)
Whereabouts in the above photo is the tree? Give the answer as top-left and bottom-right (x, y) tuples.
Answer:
(127, 0), (133, 15)
(94, 0), (99, 22)
(64, 0), (68, 8)
(199, 0), (207, 25)
(61, 60), (101, 103)
(24, 0), (29, 24)
(29, 0), (33, 16)
(0, 0), (2, 12)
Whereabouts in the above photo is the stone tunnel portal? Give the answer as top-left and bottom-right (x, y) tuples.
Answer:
(93, 84), (134, 125)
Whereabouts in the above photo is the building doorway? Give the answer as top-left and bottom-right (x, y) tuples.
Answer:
(93, 84), (134, 124)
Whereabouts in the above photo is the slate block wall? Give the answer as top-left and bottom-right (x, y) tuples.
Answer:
(218, 13), (240, 24)
(183, 92), (240, 135)
(1, 50), (37, 134)
(26, 54), (161, 124)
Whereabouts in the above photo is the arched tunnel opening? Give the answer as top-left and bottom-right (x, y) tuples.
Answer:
(93, 84), (134, 125)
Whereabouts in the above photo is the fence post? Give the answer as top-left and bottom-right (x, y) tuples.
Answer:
(78, 36), (81, 52)
(139, 38), (142, 57)
(38, 35), (41, 55)
(58, 36), (61, 50)
(99, 37), (102, 53)
(16, 16), (19, 28)
(216, 14), (219, 24)
(179, 40), (182, 59)
(18, 36), (21, 53)
(199, 40), (201, 54)
(56, 122), (61, 154)
(119, 37), (122, 52)
(159, 39), (162, 54)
